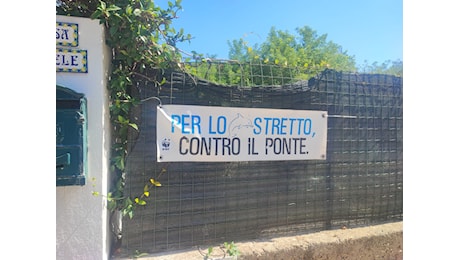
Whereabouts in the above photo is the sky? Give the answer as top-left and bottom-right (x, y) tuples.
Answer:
(158, 0), (402, 66)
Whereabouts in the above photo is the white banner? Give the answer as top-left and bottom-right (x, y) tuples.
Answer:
(156, 105), (328, 162)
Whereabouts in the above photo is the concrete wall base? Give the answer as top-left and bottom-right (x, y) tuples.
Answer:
(118, 221), (402, 260)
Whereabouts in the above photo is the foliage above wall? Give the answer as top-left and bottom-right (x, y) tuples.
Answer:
(227, 26), (402, 77)
(228, 26), (357, 72)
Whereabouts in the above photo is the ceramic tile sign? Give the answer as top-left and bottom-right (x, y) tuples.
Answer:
(56, 48), (88, 73)
(157, 105), (328, 162)
(56, 22), (79, 47)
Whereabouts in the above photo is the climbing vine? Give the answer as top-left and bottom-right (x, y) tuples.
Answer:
(58, 0), (192, 218)
(91, 0), (191, 218)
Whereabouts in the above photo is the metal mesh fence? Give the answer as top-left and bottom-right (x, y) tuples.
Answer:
(120, 62), (403, 256)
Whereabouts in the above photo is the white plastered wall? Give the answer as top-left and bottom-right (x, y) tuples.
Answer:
(56, 15), (112, 260)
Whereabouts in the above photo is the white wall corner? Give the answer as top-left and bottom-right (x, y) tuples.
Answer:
(56, 15), (112, 260)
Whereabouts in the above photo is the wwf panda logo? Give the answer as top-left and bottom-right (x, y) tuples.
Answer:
(161, 138), (171, 151)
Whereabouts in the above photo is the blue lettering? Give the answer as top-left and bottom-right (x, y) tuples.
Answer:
(303, 118), (312, 135)
(289, 118), (296, 135)
(280, 118), (287, 135)
(71, 55), (79, 66)
(209, 116), (216, 134)
(208, 115), (226, 134)
(56, 28), (70, 40)
(251, 116), (314, 136)
(171, 114), (180, 133)
(264, 117), (272, 135)
(191, 115), (201, 134)
(216, 116), (226, 134)
(296, 118), (303, 135)
(253, 117), (262, 134)
(272, 118), (280, 134)
(171, 114), (201, 134)
(181, 115), (190, 134)
(56, 54), (79, 67)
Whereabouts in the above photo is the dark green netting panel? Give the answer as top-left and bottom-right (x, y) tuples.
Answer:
(120, 64), (402, 256)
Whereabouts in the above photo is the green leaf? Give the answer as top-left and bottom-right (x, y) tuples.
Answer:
(117, 115), (126, 123)
(106, 5), (121, 12)
(128, 123), (138, 131)
(115, 157), (124, 171)
(150, 178), (162, 187)
(125, 5), (133, 15)
(135, 198), (147, 205)
(107, 200), (117, 211)
(90, 9), (103, 19)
